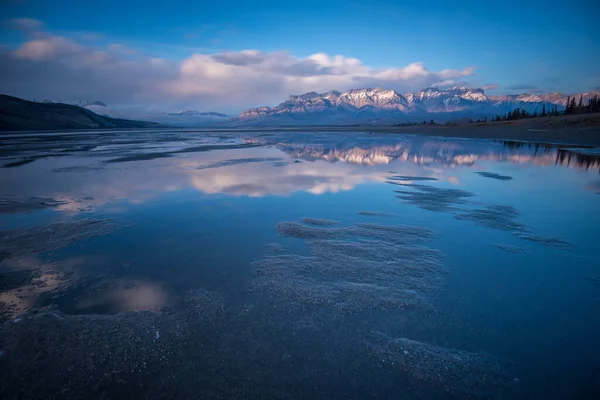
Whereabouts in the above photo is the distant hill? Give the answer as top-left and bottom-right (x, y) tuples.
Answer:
(39, 99), (108, 108)
(0, 94), (162, 131)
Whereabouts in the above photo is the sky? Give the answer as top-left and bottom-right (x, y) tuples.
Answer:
(0, 0), (599, 114)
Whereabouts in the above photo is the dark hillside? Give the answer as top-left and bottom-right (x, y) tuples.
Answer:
(0, 95), (162, 131)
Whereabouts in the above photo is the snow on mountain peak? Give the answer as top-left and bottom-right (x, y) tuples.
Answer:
(166, 110), (228, 117)
(236, 86), (584, 124)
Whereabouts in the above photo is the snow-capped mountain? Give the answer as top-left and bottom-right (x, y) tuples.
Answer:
(166, 110), (228, 118)
(489, 91), (600, 107)
(233, 87), (599, 125)
(153, 110), (231, 126)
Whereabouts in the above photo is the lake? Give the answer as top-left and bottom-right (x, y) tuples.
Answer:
(1, 129), (599, 399)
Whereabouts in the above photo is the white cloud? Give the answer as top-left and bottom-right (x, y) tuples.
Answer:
(14, 35), (82, 60)
(0, 25), (476, 112)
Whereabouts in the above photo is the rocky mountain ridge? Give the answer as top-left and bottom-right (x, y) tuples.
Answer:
(166, 110), (229, 118)
(234, 87), (600, 125)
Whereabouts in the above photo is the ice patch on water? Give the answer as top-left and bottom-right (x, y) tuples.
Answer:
(387, 176), (438, 182)
(0, 196), (68, 214)
(196, 157), (283, 170)
(357, 211), (398, 218)
(263, 243), (286, 254)
(253, 220), (444, 312)
(0, 218), (121, 257)
(300, 218), (340, 226)
(475, 172), (513, 181)
(394, 184), (474, 212)
(366, 332), (514, 399)
(455, 205), (526, 232)
(490, 244), (532, 254)
(518, 234), (571, 248)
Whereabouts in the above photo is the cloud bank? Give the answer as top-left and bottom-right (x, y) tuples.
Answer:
(0, 19), (476, 112)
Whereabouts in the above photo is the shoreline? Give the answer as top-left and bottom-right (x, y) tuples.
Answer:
(2, 113), (599, 147)
(366, 124), (600, 147)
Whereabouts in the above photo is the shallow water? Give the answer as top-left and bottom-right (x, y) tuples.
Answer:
(0, 130), (599, 399)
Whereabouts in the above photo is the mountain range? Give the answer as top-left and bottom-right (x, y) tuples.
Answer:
(159, 110), (230, 126)
(232, 87), (600, 125)
(4, 87), (598, 129)
(166, 110), (228, 118)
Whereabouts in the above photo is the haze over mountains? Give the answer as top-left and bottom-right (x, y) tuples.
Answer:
(232, 87), (600, 126)
(35, 100), (231, 127)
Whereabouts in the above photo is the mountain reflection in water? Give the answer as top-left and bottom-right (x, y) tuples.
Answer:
(0, 132), (598, 216)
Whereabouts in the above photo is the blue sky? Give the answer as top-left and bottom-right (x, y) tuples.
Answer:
(0, 0), (598, 112)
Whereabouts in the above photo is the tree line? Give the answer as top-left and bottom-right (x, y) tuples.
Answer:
(484, 94), (600, 123)
(564, 94), (600, 115)
(489, 104), (560, 122)
(394, 94), (600, 126)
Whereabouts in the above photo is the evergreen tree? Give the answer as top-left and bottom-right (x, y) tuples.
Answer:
(578, 95), (583, 111)
(541, 104), (546, 117)
(569, 97), (576, 114)
(591, 95), (599, 113)
(565, 96), (571, 114)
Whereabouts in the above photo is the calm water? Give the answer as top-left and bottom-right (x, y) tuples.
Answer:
(0, 130), (599, 399)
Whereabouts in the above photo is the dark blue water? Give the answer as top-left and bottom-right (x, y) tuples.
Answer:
(0, 130), (599, 399)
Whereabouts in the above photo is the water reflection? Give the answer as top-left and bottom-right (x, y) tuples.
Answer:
(249, 134), (600, 170)
(1, 131), (599, 399)
(2, 130), (596, 317)
(499, 140), (600, 171)
(0, 132), (598, 214)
